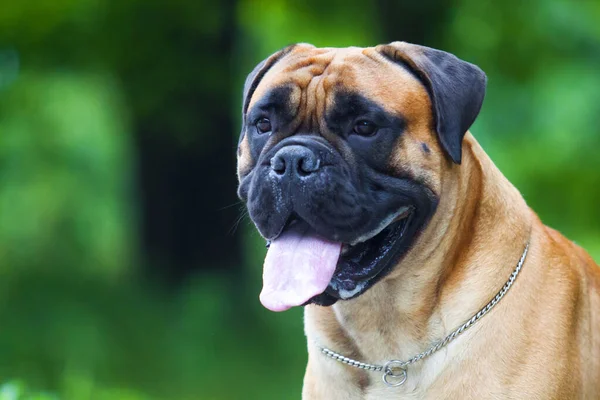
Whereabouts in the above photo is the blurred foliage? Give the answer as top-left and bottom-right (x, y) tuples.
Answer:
(0, 0), (598, 399)
(0, 380), (57, 400)
(0, 72), (135, 277)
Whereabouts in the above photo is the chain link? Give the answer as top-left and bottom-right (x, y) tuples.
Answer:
(318, 242), (529, 386)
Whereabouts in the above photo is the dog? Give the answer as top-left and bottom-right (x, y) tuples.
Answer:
(236, 42), (600, 399)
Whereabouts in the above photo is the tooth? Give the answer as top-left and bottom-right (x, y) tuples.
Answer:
(348, 206), (411, 245)
(397, 206), (408, 214)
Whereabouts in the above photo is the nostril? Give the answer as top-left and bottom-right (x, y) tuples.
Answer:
(270, 145), (321, 178)
(298, 157), (320, 176)
(270, 156), (286, 175)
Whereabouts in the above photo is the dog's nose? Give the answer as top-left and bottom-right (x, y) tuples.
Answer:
(270, 145), (321, 178)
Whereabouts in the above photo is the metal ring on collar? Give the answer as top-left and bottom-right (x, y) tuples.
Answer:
(382, 360), (407, 387)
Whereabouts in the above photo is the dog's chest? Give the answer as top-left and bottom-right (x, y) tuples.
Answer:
(360, 363), (500, 400)
(360, 360), (447, 400)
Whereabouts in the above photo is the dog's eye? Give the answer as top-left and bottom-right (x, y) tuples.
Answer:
(353, 120), (378, 136)
(256, 118), (272, 134)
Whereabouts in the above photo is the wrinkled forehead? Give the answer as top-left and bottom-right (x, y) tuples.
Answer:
(247, 45), (431, 121)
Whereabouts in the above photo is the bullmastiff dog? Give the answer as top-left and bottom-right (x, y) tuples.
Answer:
(236, 42), (600, 399)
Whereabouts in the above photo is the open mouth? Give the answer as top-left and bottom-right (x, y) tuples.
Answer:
(324, 209), (413, 300)
(259, 207), (416, 311)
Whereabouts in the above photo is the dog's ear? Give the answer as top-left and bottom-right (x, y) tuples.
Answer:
(377, 42), (487, 164)
(242, 44), (298, 117)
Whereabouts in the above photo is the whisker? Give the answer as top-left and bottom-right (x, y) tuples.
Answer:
(218, 200), (244, 211)
(229, 208), (249, 235)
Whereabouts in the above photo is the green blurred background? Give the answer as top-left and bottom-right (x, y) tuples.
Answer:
(0, 0), (598, 399)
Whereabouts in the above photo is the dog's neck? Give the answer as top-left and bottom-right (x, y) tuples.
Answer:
(305, 133), (532, 382)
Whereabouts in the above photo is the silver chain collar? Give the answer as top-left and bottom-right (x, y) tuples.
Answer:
(317, 242), (530, 387)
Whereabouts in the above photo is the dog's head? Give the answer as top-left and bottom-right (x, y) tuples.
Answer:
(236, 42), (486, 311)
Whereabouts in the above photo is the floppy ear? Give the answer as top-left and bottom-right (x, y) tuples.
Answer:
(242, 44), (297, 117)
(377, 42), (487, 164)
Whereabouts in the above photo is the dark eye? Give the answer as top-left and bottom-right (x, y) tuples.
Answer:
(353, 120), (378, 137)
(256, 118), (272, 134)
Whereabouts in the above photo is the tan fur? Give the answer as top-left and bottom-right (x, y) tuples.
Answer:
(240, 45), (600, 399)
(237, 133), (252, 179)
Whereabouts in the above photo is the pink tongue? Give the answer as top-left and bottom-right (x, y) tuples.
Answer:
(260, 223), (342, 312)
